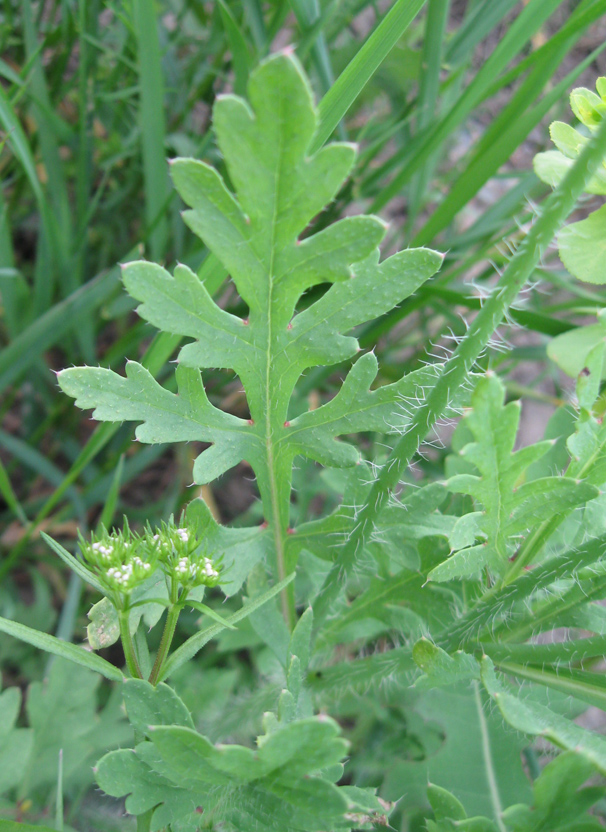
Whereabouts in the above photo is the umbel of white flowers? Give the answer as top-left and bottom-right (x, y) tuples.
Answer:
(79, 519), (222, 601)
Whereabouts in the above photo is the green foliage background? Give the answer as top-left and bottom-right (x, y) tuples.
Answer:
(3, 1), (606, 831)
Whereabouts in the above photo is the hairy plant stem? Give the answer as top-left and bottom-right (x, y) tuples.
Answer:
(148, 582), (183, 686)
(312, 113), (606, 634)
(119, 608), (142, 679)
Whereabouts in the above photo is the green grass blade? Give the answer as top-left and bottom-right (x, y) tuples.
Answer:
(291, 0), (337, 98)
(132, 0), (170, 260)
(413, 37), (606, 245)
(445, 0), (519, 67)
(0, 267), (119, 393)
(242, 0), (268, 52)
(312, 0), (426, 151)
(55, 747), (64, 832)
(482, 0), (606, 101)
(218, 0), (253, 96)
(407, 0), (450, 223)
(0, 616), (123, 682)
(41, 532), (104, 593)
(0, 331), (181, 581)
(22, 0), (72, 265)
(97, 454), (125, 531)
(0, 84), (57, 283)
(0, 428), (85, 517)
(0, 455), (28, 524)
(371, 0), (568, 210)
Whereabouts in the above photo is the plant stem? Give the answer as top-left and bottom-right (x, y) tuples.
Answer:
(118, 609), (142, 679)
(312, 113), (606, 633)
(148, 586), (183, 686)
(474, 680), (506, 832)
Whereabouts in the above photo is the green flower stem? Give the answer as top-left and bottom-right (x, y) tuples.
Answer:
(118, 609), (142, 679)
(148, 583), (184, 686)
(312, 113), (606, 633)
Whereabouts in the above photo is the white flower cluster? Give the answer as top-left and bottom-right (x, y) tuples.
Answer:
(151, 527), (189, 552)
(92, 540), (115, 563)
(175, 554), (219, 586)
(104, 555), (152, 590)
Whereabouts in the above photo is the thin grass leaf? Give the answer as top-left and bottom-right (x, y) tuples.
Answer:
(290, 0), (337, 101)
(41, 532), (104, 593)
(312, 0), (426, 151)
(0, 428), (86, 518)
(96, 454), (125, 532)
(0, 455), (28, 524)
(482, 0), (606, 101)
(444, 0), (520, 67)
(371, 0), (569, 210)
(22, 0), (72, 274)
(414, 40), (606, 245)
(242, 0), (268, 52)
(0, 616), (123, 682)
(0, 83), (58, 312)
(132, 0), (170, 260)
(218, 0), (253, 97)
(0, 267), (119, 393)
(407, 0), (450, 223)
(55, 747), (63, 832)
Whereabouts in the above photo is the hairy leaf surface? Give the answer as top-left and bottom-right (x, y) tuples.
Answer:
(58, 52), (442, 588)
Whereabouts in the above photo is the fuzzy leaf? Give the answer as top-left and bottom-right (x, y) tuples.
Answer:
(122, 679), (194, 735)
(58, 52), (442, 551)
(287, 472), (453, 566)
(0, 685), (32, 795)
(385, 683), (531, 819)
(412, 640), (479, 690)
(23, 659), (128, 798)
(547, 311), (606, 379)
(501, 752), (604, 832)
(434, 374), (598, 580)
(95, 715), (374, 831)
(558, 203), (606, 284)
(87, 596), (120, 650)
(184, 498), (267, 595)
(481, 658), (606, 775)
